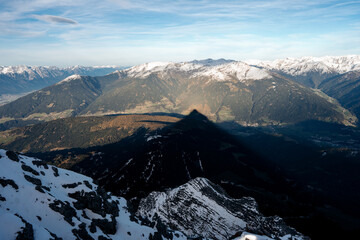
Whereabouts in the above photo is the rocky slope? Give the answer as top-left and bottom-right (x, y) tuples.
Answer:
(0, 149), (187, 240)
(137, 177), (307, 240)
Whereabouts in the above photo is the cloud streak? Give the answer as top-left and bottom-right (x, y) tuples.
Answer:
(34, 15), (78, 24)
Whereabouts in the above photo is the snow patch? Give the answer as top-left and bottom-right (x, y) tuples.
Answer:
(146, 135), (162, 142)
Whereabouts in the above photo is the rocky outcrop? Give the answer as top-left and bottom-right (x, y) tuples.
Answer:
(6, 150), (19, 162)
(138, 177), (307, 240)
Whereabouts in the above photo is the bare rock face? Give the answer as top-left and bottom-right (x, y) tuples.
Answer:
(137, 177), (308, 240)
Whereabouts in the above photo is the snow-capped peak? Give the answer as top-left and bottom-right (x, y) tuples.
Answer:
(0, 65), (43, 75)
(0, 66), (58, 80)
(193, 61), (271, 81)
(125, 62), (174, 78)
(56, 74), (82, 84)
(248, 55), (360, 76)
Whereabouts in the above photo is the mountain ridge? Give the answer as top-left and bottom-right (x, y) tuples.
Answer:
(248, 55), (360, 88)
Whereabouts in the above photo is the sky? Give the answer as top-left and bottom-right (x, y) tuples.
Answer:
(0, 0), (359, 67)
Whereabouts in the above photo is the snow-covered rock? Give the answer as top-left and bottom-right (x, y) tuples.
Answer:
(0, 149), (187, 240)
(233, 231), (304, 240)
(137, 177), (308, 240)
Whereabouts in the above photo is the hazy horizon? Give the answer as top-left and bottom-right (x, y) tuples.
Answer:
(1, 54), (360, 68)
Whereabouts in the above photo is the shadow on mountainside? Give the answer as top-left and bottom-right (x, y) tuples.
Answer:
(24, 111), (360, 239)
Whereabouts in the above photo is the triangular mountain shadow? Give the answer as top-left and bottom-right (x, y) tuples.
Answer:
(69, 109), (280, 197)
(31, 110), (301, 214)
(18, 110), (360, 239)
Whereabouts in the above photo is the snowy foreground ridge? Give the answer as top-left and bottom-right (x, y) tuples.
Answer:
(0, 149), (307, 239)
(0, 149), (186, 240)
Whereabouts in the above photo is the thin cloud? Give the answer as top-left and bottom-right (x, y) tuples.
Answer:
(0, 0), (359, 65)
(34, 15), (78, 24)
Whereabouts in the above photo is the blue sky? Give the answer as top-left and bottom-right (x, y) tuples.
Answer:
(0, 0), (359, 67)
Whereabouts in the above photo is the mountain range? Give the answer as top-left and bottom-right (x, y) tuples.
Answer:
(0, 57), (357, 130)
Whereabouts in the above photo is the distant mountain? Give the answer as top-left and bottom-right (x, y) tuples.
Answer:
(0, 149), (187, 240)
(137, 177), (307, 240)
(0, 65), (124, 103)
(0, 60), (355, 129)
(189, 58), (235, 66)
(319, 70), (360, 118)
(249, 55), (360, 88)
